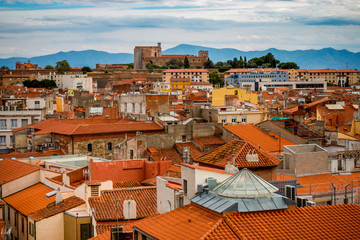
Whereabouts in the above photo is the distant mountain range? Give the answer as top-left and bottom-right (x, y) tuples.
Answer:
(1, 44), (359, 70)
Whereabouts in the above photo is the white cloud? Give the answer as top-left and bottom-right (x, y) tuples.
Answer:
(0, 0), (359, 57)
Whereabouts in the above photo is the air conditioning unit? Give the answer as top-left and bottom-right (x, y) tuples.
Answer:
(296, 197), (308, 207)
(285, 185), (296, 201)
(306, 201), (316, 207)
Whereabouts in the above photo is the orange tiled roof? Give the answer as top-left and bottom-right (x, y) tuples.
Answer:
(88, 187), (157, 221)
(175, 142), (203, 160)
(226, 204), (360, 239)
(195, 140), (280, 169)
(181, 163), (232, 175)
(147, 147), (182, 164)
(133, 203), (226, 240)
(224, 124), (296, 153)
(3, 183), (55, 216)
(113, 181), (142, 188)
(166, 181), (182, 191)
(0, 159), (39, 184)
(277, 172), (360, 195)
(0, 149), (64, 160)
(29, 196), (85, 221)
(90, 222), (134, 239)
(13, 118), (163, 135)
(192, 136), (226, 147)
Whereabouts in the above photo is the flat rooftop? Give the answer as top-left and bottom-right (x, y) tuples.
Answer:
(285, 144), (327, 154)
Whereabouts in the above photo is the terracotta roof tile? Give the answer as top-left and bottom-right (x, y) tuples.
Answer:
(3, 183), (55, 216)
(226, 204), (360, 239)
(113, 181), (142, 188)
(133, 203), (223, 240)
(14, 118), (163, 135)
(0, 159), (39, 184)
(95, 221), (135, 235)
(175, 142), (203, 160)
(29, 196), (85, 221)
(147, 147), (183, 164)
(192, 136), (226, 147)
(89, 187), (157, 221)
(224, 124), (296, 153)
(277, 172), (360, 195)
(195, 140), (280, 169)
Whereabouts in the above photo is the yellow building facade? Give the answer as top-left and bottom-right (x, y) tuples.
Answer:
(212, 86), (258, 106)
(170, 78), (190, 91)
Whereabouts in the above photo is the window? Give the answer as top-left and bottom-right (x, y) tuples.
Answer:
(183, 179), (188, 194)
(21, 119), (28, 127)
(21, 217), (24, 233)
(130, 149), (134, 159)
(241, 115), (247, 123)
(88, 144), (92, 152)
(28, 222), (32, 236)
(14, 211), (17, 227)
(221, 116), (226, 124)
(35, 101), (40, 108)
(232, 116), (236, 123)
(80, 223), (91, 240)
(10, 136), (12, 144)
(11, 119), (17, 128)
(139, 103), (143, 113)
(0, 120), (7, 130)
(7, 206), (10, 221)
(107, 142), (112, 151)
(91, 185), (99, 197)
(132, 103), (135, 113)
(0, 136), (5, 145)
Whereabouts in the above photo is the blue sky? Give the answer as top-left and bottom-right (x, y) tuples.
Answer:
(0, 0), (359, 58)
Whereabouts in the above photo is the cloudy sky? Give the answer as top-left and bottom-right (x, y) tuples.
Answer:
(0, 0), (359, 58)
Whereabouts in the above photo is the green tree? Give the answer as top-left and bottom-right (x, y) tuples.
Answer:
(41, 79), (57, 89)
(44, 65), (54, 69)
(278, 62), (299, 69)
(82, 66), (92, 74)
(184, 56), (190, 68)
(203, 60), (215, 68)
(127, 63), (134, 69)
(209, 71), (223, 87)
(55, 60), (71, 74)
(0, 66), (9, 70)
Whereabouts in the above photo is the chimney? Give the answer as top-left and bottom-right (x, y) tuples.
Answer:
(123, 199), (136, 219)
(232, 154), (236, 165)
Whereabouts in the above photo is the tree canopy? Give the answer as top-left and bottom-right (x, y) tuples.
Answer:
(0, 66), (9, 70)
(184, 56), (190, 68)
(209, 71), (223, 87)
(56, 60), (71, 74)
(82, 66), (92, 74)
(277, 62), (299, 69)
(203, 53), (299, 70)
(23, 79), (57, 89)
(44, 65), (54, 69)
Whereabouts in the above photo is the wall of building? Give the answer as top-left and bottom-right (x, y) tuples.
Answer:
(156, 177), (179, 214)
(64, 211), (91, 240)
(2, 171), (40, 198)
(212, 86), (258, 106)
(251, 167), (277, 182)
(256, 121), (306, 145)
(35, 213), (64, 240)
